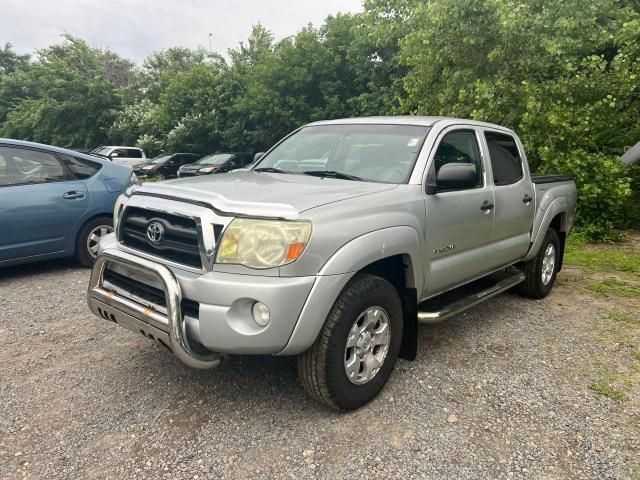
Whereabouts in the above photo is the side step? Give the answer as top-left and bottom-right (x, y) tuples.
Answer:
(417, 268), (525, 324)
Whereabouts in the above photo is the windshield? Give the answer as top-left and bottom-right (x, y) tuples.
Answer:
(196, 154), (232, 166)
(149, 154), (172, 164)
(254, 124), (430, 183)
(91, 146), (111, 155)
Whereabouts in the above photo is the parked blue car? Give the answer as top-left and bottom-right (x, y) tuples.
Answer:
(0, 139), (135, 267)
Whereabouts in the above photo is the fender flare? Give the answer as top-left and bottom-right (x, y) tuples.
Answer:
(277, 226), (423, 356)
(318, 225), (423, 293)
(522, 197), (569, 262)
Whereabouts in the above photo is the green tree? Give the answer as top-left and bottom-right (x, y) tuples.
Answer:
(400, 0), (639, 239)
(0, 43), (30, 75)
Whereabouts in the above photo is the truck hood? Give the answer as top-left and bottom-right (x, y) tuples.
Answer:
(133, 170), (397, 218)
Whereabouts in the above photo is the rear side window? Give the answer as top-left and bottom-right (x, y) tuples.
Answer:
(433, 130), (483, 188)
(0, 146), (68, 186)
(485, 132), (523, 185)
(61, 154), (101, 179)
(127, 149), (143, 158)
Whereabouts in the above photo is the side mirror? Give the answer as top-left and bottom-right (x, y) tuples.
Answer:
(110, 152), (119, 158)
(254, 152), (265, 162)
(427, 163), (478, 194)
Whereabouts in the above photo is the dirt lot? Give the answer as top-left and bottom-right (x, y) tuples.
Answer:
(1, 247), (639, 479)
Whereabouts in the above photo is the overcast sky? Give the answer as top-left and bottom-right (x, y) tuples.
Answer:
(2, 0), (363, 62)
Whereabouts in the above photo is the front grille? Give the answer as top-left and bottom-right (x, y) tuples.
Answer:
(103, 268), (200, 319)
(119, 206), (202, 268)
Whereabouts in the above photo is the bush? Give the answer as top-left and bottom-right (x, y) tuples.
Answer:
(538, 149), (632, 241)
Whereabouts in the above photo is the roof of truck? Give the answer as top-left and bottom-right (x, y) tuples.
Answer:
(307, 116), (515, 132)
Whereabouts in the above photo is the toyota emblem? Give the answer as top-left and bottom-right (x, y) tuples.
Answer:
(146, 221), (164, 244)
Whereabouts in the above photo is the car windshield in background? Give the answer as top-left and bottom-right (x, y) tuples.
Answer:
(149, 154), (172, 164)
(91, 147), (111, 156)
(254, 124), (431, 183)
(197, 154), (233, 166)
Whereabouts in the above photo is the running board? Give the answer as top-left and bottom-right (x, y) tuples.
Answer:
(417, 268), (525, 324)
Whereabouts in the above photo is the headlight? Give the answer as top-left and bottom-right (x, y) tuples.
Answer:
(216, 218), (312, 269)
(113, 193), (128, 231)
(199, 167), (216, 173)
(143, 165), (155, 170)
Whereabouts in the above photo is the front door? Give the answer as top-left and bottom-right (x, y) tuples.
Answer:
(0, 145), (89, 261)
(423, 128), (495, 297)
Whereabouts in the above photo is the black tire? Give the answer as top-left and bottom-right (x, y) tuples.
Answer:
(75, 216), (113, 267)
(516, 228), (560, 299)
(297, 273), (403, 411)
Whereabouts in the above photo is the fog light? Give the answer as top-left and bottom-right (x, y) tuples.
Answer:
(252, 302), (271, 327)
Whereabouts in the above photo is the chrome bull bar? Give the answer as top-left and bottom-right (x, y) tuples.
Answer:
(87, 248), (222, 369)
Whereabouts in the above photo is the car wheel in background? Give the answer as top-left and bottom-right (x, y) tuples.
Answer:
(76, 216), (114, 267)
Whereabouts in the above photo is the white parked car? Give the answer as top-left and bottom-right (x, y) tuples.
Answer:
(91, 146), (146, 167)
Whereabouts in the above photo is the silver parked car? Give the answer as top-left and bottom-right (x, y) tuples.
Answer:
(87, 117), (577, 410)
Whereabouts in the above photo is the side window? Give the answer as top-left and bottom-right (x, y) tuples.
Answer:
(432, 130), (483, 188)
(484, 132), (523, 185)
(127, 149), (143, 158)
(112, 148), (127, 158)
(61, 154), (101, 179)
(0, 146), (68, 187)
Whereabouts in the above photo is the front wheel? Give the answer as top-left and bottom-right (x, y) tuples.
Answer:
(76, 216), (113, 267)
(516, 228), (560, 299)
(297, 273), (403, 411)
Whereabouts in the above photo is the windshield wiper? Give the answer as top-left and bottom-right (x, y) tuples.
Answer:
(303, 170), (362, 181)
(254, 167), (290, 174)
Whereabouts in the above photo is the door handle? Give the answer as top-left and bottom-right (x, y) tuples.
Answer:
(522, 194), (533, 203)
(480, 201), (494, 211)
(63, 191), (85, 200)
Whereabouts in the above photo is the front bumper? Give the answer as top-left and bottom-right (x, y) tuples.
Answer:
(177, 170), (200, 177)
(87, 241), (346, 367)
(88, 248), (223, 369)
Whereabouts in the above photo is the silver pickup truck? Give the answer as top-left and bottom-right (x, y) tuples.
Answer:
(87, 117), (577, 410)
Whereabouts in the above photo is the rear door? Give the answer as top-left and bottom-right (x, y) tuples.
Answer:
(423, 127), (495, 296)
(0, 145), (90, 261)
(482, 130), (535, 268)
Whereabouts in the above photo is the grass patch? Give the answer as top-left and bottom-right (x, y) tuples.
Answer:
(590, 365), (632, 401)
(586, 278), (640, 298)
(608, 309), (639, 325)
(590, 379), (629, 401)
(564, 236), (640, 277)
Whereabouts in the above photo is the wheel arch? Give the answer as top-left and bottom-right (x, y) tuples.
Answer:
(318, 226), (422, 362)
(522, 197), (570, 263)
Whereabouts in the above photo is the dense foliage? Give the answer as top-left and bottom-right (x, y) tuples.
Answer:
(0, 0), (638, 239)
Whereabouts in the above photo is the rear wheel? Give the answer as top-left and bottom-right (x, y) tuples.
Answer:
(76, 216), (113, 267)
(516, 228), (560, 299)
(297, 273), (403, 411)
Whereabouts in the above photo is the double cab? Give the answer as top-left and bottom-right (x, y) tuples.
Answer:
(87, 117), (577, 410)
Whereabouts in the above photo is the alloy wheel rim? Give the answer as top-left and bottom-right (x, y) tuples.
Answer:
(344, 306), (391, 385)
(541, 243), (556, 285)
(87, 225), (114, 258)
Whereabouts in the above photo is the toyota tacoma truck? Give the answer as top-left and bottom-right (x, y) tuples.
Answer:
(87, 117), (577, 411)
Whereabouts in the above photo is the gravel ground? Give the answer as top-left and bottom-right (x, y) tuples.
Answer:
(0, 259), (638, 479)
